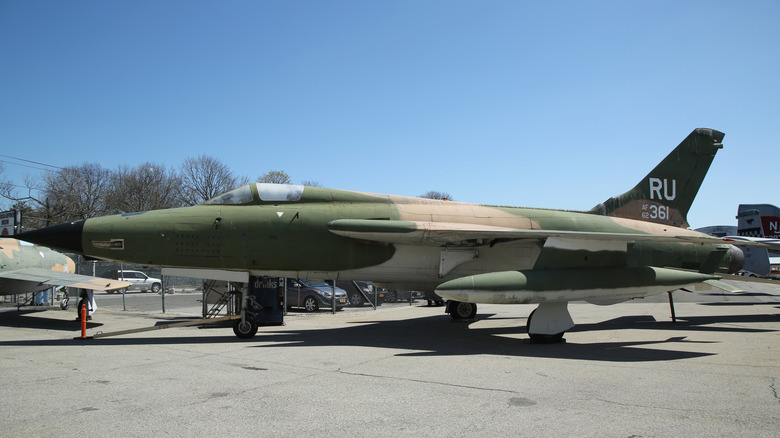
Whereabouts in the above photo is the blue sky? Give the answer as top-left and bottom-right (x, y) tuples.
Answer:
(0, 1), (777, 228)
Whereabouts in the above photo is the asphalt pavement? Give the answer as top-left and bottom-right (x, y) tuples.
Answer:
(0, 280), (778, 437)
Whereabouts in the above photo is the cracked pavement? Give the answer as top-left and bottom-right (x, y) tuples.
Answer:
(1, 280), (778, 437)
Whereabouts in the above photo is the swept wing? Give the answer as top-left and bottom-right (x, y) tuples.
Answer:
(0, 268), (131, 294)
(327, 219), (767, 248)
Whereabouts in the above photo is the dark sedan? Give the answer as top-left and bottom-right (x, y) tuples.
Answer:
(285, 279), (348, 312)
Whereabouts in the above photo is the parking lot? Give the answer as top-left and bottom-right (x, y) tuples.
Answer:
(1, 280), (779, 437)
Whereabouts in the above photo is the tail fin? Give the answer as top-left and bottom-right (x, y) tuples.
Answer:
(589, 128), (724, 228)
(737, 204), (780, 238)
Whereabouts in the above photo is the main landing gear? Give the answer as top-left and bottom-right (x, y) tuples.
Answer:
(525, 302), (573, 344)
(233, 319), (259, 339)
(232, 276), (285, 339)
(446, 300), (573, 343)
(526, 309), (564, 343)
(446, 300), (477, 320)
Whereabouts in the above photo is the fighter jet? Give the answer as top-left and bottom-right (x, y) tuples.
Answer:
(18, 128), (753, 341)
(0, 237), (130, 309)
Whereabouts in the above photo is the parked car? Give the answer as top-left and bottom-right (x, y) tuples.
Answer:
(424, 291), (446, 306)
(105, 270), (162, 293)
(285, 279), (347, 312)
(336, 280), (384, 307)
(382, 289), (425, 303)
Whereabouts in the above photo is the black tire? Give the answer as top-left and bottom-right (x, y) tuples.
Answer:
(384, 291), (397, 303)
(449, 301), (477, 320)
(349, 293), (363, 307)
(303, 296), (319, 312)
(233, 319), (258, 339)
(151, 283), (161, 293)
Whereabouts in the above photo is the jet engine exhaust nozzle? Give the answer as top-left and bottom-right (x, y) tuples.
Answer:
(728, 245), (745, 274)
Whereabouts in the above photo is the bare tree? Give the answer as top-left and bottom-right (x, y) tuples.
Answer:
(10, 200), (45, 231)
(0, 161), (9, 209)
(42, 163), (112, 222)
(257, 170), (291, 184)
(0, 165), (51, 229)
(300, 180), (322, 187)
(419, 190), (453, 201)
(0, 163), (111, 228)
(179, 155), (248, 205)
(0, 167), (44, 213)
(107, 163), (182, 213)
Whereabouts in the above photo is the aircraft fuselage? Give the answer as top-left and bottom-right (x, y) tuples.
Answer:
(44, 185), (739, 292)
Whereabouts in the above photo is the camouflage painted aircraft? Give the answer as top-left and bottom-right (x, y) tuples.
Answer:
(0, 238), (130, 306)
(18, 128), (756, 341)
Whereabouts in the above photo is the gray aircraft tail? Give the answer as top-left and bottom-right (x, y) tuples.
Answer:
(589, 128), (724, 228)
(735, 204), (780, 276)
(737, 204), (780, 238)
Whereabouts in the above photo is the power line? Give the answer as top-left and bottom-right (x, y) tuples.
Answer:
(0, 159), (57, 173)
(0, 154), (66, 172)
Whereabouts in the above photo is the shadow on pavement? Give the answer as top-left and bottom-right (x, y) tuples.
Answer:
(0, 310), (103, 332)
(1, 303), (778, 363)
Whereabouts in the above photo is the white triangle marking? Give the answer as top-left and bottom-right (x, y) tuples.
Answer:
(277, 212), (284, 218)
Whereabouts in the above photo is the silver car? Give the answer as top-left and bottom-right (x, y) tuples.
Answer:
(107, 270), (162, 293)
(285, 279), (348, 312)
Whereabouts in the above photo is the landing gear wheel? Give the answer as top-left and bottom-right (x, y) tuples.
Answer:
(449, 301), (477, 320)
(303, 296), (319, 312)
(233, 319), (258, 339)
(526, 309), (565, 344)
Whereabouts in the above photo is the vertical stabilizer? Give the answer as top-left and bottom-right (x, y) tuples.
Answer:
(737, 204), (780, 238)
(589, 128), (724, 228)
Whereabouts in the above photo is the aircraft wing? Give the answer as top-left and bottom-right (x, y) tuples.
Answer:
(722, 236), (780, 246)
(0, 268), (132, 291)
(327, 219), (762, 247)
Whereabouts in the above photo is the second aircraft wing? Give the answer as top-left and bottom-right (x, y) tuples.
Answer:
(0, 268), (132, 293)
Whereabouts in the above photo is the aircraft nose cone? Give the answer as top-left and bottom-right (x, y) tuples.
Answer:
(17, 220), (85, 254)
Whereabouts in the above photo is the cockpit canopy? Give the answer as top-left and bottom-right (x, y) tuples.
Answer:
(203, 183), (304, 205)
